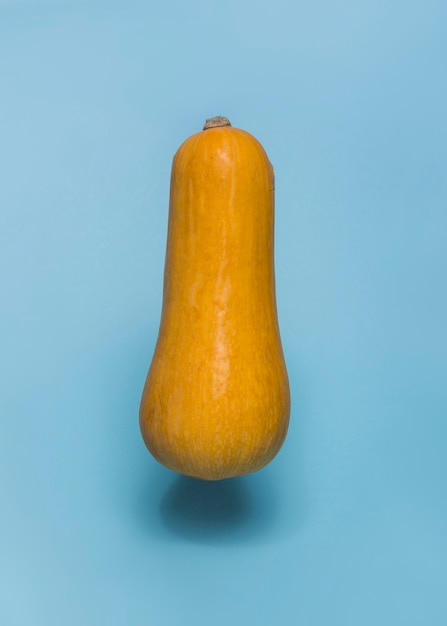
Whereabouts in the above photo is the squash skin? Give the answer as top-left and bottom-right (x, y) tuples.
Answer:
(139, 123), (290, 480)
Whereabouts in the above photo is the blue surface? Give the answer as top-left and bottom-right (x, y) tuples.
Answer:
(1, 1), (446, 624)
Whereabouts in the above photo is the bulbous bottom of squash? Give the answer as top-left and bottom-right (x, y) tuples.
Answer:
(139, 406), (289, 481)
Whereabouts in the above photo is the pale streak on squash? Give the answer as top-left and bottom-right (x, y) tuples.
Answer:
(139, 120), (290, 480)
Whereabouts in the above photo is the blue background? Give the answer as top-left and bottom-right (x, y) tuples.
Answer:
(1, 1), (446, 624)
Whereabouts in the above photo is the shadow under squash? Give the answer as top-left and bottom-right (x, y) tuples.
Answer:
(159, 474), (278, 544)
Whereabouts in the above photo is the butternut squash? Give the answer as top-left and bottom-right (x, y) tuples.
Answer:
(139, 116), (290, 480)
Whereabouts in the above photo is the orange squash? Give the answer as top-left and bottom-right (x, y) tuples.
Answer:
(139, 116), (290, 480)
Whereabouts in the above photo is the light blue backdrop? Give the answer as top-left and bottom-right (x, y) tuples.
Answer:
(1, 1), (446, 624)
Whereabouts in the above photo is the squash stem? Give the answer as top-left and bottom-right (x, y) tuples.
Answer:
(203, 116), (231, 130)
